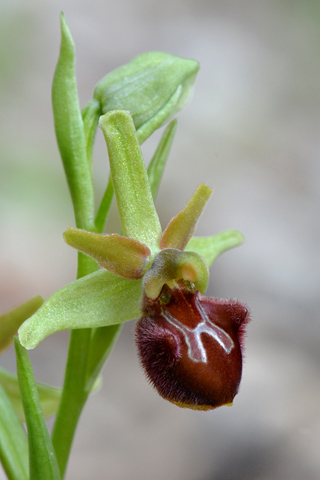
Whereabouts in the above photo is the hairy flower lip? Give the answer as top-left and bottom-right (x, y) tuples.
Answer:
(136, 285), (250, 410)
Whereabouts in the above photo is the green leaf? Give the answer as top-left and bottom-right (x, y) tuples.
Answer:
(185, 230), (245, 267)
(95, 174), (114, 233)
(81, 98), (101, 166)
(0, 384), (28, 480)
(147, 119), (177, 199)
(14, 338), (61, 480)
(99, 110), (162, 253)
(64, 228), (151, 279)
(18, 270), (142, 349)
(52, 13), (95, 229)
(160, 184), (213, 250)
(0, 296), (43, 353)
(0, 367), (61, 422)
(94, 52), (199, 143)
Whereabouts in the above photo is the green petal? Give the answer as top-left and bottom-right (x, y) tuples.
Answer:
(18, 270), (142, 349)
(147, 119), (177, 199)
(64, 228), (151, 279)
(143, 248), (209, 299)
(99, 110), (162, 252)
(0, 384), (28, 480)
(160, 184), (212, 250)
(0, 296), (43, 354)
(14, 338), (61, 480)
(52, 13), (95, 229)
(94, 52), (199, 142)
(185, 230), (245, 267)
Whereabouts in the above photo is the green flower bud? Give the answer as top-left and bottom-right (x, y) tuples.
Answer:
(93, 52), (199, 143)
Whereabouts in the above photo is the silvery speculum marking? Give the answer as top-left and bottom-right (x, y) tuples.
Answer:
(163, 296), (234, 363)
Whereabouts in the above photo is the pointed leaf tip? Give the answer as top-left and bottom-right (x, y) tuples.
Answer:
(52, 11), (95, 229)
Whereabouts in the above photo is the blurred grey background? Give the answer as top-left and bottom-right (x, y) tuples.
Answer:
(1, 1), (320, 479)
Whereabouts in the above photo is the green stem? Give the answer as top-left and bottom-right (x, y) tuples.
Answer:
(51, 252), (97, 478)
(51, 329), (91, 478)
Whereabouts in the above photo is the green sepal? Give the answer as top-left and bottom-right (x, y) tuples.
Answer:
(143, 248), (209, 299)
(0, 296), (43, 354)
(64, 228), (151, 279)
(94, 52), (199, 143)
(14, 338), (61, 480)
(99, 110), (162, 252)
(94, 118), (177, 235)
(185, 230), (245, 267)
(147, 119), (177, 199)
(52, 13), (95, 229)
(0, 367), (60, 422)
(18, 270), (142, 349)
(0, 384), (28, 480)
(160, 184), (212, 250)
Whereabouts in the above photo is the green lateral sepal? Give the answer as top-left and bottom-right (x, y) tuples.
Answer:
(185, 230), (245, 267)
(64, 228), (151, 279)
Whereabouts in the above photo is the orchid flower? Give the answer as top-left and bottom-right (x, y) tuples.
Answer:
(19, 110), (248, 410)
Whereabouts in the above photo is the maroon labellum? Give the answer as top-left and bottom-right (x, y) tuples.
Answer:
(135, 284), (250, 410)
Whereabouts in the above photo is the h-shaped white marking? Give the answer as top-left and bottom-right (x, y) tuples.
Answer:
(162, 297), (234, 363)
